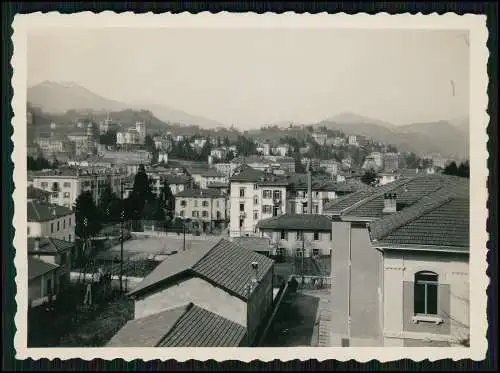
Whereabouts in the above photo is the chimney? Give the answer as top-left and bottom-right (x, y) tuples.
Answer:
(307, 160), (312, 214)
(34, 237), (40, 251)
(52, 208), (57, 216)
(383, 192), (397, 213)
(251, 261), (259, 284)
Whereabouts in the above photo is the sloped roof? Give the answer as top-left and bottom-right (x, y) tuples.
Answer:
(370, 187), (469, 249)
(27, 237), (75, 254)
(27, 201), (73, 222)
(128, 238), (274, 301)
(324, 174), (468, 218)
(28, 257), (59, 280)
(200, 169), (225, 177)
(256, 214), (333, 231)
(159, 304), (246, 347)
(230, 165), (266, 182)
(106, 304), (191, 347)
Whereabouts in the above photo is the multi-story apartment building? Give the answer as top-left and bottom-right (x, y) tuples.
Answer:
(31, 167), (128, 209)
(348, 135), (367, 147)
(116, 121), (147, 145)
(175, 189), (228, 232)
(147, 172), (192, 197)
(257, 214), (333, 257)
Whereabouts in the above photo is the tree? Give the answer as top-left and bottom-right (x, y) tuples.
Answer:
(444, 161), (459, 176)
(160, 180), (175, 217)
(99, 130), (117, 146)
(457, 161), (470, 178)
(74, 191), (101, 240)
(127, 164), (154, 220)
(98, 182), (116, 220)
(361, 169), (379, 187)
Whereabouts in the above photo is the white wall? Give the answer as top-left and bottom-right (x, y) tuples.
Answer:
(28, 213), (75, 242)
(134, 277), (247, 327)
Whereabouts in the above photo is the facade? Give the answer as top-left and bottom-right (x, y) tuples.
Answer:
(27, 200), (75, 242)
(199, 169), (228, 189)
(382, 152), (400, 171)
(362, 152), (383, 171)
(146, 172), (192, 197)
(319, 159), (339, 175)
(273, 144), (289, 157)
(257, 214), (333, 257)
(31, 167), (128, 208)
(175, 189), (228, 231)
(379, 171), (398, 186)
(348, 135), (367, 147)
(28, 257), (60, 308)
(312, 132), (328, 146)
(324, 174), (469, 347)
(124, 239), (274, 346)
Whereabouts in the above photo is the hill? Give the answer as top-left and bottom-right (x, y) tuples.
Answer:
(317, 116), (468, 159)
(27, 81), (224, 129)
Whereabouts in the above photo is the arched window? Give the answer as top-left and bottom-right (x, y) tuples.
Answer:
(414, 271), (438, 315)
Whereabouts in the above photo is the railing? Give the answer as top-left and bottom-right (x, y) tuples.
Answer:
(290, 274), (334, 290)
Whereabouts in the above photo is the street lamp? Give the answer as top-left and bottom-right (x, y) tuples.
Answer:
(120, 180), (125, 293)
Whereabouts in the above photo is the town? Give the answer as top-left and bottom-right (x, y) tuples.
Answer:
(26, 107), (470, 348)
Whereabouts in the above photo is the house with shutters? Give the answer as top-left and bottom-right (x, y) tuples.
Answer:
(27, 200), (75, 242)
(109, 239), (274, 347)
(323, 174), (470, 347)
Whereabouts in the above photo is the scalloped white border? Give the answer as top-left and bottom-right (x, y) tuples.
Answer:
(11, 11), (489, 363)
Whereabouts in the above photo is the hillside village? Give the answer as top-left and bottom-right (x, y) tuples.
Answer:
(26, 83), (470, 349)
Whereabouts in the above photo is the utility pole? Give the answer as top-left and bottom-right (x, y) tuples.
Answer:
(119, 180), (124, 293)
(183, 220), (186, 251)
(302, 231), (305, 275)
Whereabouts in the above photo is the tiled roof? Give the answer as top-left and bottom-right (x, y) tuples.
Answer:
(27, 201), (73, 222)
(129, 238), (274, 301)
(175, 188), (224, 199)
(27, 237), (75, 254)
(159, 304), (246, 347)
(370, 185), (469, 248)
(163, 174), (192, 185)
(230, 166), (266, 182)
(28, 257), (59, 280)
(324, 174), (468, 218)
(206, 182), (229, 188)
(200, 169), (225, 177)
(231, 237), (271, 252)
(256, 214), (333, 231)
(106, 304), (191, 347)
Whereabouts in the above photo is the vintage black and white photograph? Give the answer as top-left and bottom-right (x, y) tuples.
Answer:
(12, 12), (488, 362)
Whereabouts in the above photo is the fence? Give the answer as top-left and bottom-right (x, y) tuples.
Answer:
(290, 275), (334, 290)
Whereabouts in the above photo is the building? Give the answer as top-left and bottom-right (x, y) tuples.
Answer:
(27, 186), (51, 204)
(146, 172), (192, 197)
(28, 257), (61, 308)
(229, 166), (290, 237)
(116, 121), (147, 146)
(28, 237), (75, 284)
(287, 177), (338, 214)
(175, 189), (228, 232)
(34, 134), (74, 158)
(257, 214), (333, 257)
(198, 169), (228, 189)
(256, 143), (271, 156)
(323, 174), (469, 347)
(67, 130), (94, 157)
(326, 137), (345, 147)
(210, 148), (226, 161)
(27, 200), (75, 242)
(348, 135), (367, 147)
(191, 138), (207, 150)
(31, 167), (128, 208)
(362, 152), (383, 171)
(214, 162), (240, 178)
(272, 144), (290, 157)
(378, 171), (398, 186)
(312, 132), (328, 146)
(319, 160), (339, 176)
(119, 239), (275, 347)
(382, 153), (400, 171)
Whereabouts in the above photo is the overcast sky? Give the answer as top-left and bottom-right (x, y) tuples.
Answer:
(28, 28), (469, 128)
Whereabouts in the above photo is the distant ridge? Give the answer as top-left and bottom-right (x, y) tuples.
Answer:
(27, 81), (224, 129)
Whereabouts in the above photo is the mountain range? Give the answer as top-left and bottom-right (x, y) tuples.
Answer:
(27, 81), (469, 159)
(27, 81), (224, 129)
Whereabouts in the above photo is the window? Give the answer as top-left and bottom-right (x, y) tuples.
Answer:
(253, 196), (259, 205)
(63, 192), (70, 198)
(63, 220), (66, 229)
(273, 205), (280, 217)
(253, 184), (258, 190)
(312, 248), (320, 256)
(273, 190), (281, 200)
(202, 211), (208, 218)
(216, 200), (220, 208)
(69, 218), (72, 227)
(239, 188), (246, 198)
(251, 210), (258, 220)
(68, 234), (71, 242)
(296, 230), (303, 240)
(263, 190), (272, 199)
(302, 202), (308, 214)
(296, 248), (304, 257)
(192, 211), (198, 218)
(280, 230), (288, 240)
(262, 205), (272, 214)
(330, 231), (333, 241)
(194, 200), (198, 207)
(63, 182), (71, 188)
(52, 192), (58, 198)
(239, 218), (244, 228)
(41, 182), (48, 188)
(240, 203), (245, 212)
(414, 271), (439, 315)
(313, 204), (319, 214)
(51, 223), (54, 233)
(180, 210), (185, 217)
(313, 231), (320, 241)
(27, 227), (30, 235)
(202, 201), (209, 207)
(57, 221), (60, 231)
(180, 200), (186, 207)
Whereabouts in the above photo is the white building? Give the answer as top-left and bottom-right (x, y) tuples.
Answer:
(348, 135), (367, 147)
(319, 159), (339, 175)
(256, 143), (271, 156)
(312, 132), (328, 146)
(117, 121), (147, 145)
(272, 144), (289, 157)
(175, 189), (228, 232)
(27, 200), (75, 242)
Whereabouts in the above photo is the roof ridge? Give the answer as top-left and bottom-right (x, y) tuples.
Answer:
(341, 178), (413, 215)
(370, 190), (458, 242)
(155, 302), (194, 347)
(31, 201), (41, 220)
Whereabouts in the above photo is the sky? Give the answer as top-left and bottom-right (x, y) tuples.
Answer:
(28, 28), (470, 128)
